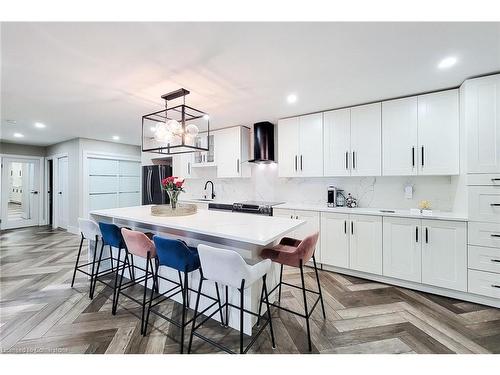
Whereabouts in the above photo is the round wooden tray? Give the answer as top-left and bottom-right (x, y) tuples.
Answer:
(151, 203), (197, 217)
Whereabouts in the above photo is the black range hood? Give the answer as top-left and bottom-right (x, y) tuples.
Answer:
(248, 121), (275, 164)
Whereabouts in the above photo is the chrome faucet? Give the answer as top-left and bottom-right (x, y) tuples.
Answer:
(204, 180), (216, 200)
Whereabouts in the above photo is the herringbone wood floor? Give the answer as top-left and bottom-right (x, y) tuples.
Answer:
(1, 226), (499, 354)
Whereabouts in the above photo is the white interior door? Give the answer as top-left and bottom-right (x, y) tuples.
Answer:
(1, 157), (41, 229)
(55, 156), (69, 229)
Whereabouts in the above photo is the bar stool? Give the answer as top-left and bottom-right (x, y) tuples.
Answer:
(112, 228), (158, 334)
(260, 232), (325, 352)
(93, 222), (134, 302)
(71, 218), (102, 297)
(144, 235), (220, 353)
(188, 244), (276, 354)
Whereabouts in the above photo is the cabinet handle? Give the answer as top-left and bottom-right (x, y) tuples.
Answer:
(425, 227), (429, 243)
(491, 178), (500, 181)
(188, 162), (191, 175)
(351, 221), (354, 235)
(415, 226), (419, 242)
(492, 284), (500, 289)
(412, 147), (415, 167)
(352, 151), (356, 170)
(490, 259), (500, 263)
(296, 215), (299, 219)
(490, 203), (500, 207)
(295, 155), (298, 171)
(344, 220), (347, 234)
(300, 155), (303, 171)
(491, 234), (500, 238)
(345, 151), (349, 170)
(290, 215), (293, 219)
(421, 146), (424, 167)
(237, 159), (240, 173)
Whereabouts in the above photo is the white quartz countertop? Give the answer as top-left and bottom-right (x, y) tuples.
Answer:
(90, 205), (304, 246)
(274, 202), (468, 221)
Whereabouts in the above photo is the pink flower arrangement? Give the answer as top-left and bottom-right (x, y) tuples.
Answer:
(161, 176), (185, 192)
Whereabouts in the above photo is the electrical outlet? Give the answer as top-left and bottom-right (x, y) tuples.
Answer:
(404, 185), (413, 199)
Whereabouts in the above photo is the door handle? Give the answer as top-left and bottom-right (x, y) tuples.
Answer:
(416, 226), (419, 242)
(345, 151), (349, 170)
(237, 159), (240, 173)
(344, 220), (347, 234)
(352, 151), (356, 170)
(295, 155), (298, 171)
(351, 221), (354, 235)
(425, 227), (429, 243)
(300, 155), (303, 171)
(421, 146), (424, 167)
(412, 147), (415, 167)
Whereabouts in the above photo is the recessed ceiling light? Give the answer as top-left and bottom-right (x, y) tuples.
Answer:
(438, 56), (457, 69)
(34, 122), (46, 128)
(286, 93), (298, 104)
(13, 133), (24, 138)
(112, 135), (120, 141)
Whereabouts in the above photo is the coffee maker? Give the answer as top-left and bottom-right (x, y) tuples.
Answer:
(327, 186), (344, 207)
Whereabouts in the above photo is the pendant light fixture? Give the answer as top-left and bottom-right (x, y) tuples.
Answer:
(142, 88), (210, 155)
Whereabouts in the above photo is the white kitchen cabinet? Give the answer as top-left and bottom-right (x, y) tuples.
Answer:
(323, 108), (351, 176)
(417, 90), (459, 175)
(350, 103), (382, 176)
(272, 208), (321, 263)
(468, 186), (500, 223)
(382, 97), (418, 176)
(468, 269), (500, 299)
(421, 219), (467, 291)
(383, 217), (422, 283)
(278, 114), (323, 177)
(172, 153), (194, 178)
(349, 214), (383, 275)
(214, 126), (251, 178)
(463, 74), (500, 174)
(320, 212), (349, 268)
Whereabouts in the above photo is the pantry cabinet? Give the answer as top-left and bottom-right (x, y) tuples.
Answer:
(214, 126), (251, 178)
(383, 217), (422, 283)
(278, 113), (323, 177)
(273, 208), (321, 262)
(417, 90), (459, 175)
(421, 219), (467, 291)
(463, 74), (500, 174)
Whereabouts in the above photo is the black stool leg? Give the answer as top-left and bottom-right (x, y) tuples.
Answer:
(188, 271), (204, 354)
(154, 258), (159, 293)
(263, 275), (276, 349)
(129, 252), (136, 281)
(140, 252), (150, 335)
(87, 236), (99, 297)
(90, 241), (105, 299)
(312, 255), (326, 319)
(144, 261), (159, 336)
(179, 270), (188, 354)
(225, 285), (229, 328)
(71, 234), (84, 288)
(112, 251), (128, 315)
(239, 279), (246, 354)
(214, 282), (225, 326)
(299, 261), (312, 352)
(111, 247), (123, 315)
(278, 264), (284, 304)
(256, 281), (265, 327)
(109, 246), (114, 272)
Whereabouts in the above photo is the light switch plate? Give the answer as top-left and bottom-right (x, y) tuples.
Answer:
(405, 185), (413, 199)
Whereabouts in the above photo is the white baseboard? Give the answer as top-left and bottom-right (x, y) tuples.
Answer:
(321, 264), (500, 309)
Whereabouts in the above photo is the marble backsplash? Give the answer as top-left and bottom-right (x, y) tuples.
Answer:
(181, 164), (458, 211)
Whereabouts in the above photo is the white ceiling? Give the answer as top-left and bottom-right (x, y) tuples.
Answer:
(1, 22), (499, 146)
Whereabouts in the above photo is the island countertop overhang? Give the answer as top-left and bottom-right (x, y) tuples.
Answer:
(89, 205), (305, 247)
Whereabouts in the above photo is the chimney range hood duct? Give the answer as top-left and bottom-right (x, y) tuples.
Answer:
(249, 121), (275, 164)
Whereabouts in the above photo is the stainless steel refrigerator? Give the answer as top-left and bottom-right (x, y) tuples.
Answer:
(142, 165), (172, 205)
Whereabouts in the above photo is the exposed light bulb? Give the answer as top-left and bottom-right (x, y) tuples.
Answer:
(203, 114), (210, 120)
(185, 124), (199, 138)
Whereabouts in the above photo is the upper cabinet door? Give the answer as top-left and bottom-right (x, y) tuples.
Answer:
(350, 103), (382, 176)
(382, 97), (418, 176)
(464, 74), (500, 174)
(298, 113), (323, 177)
(323, 108), (351, 176)
(421, 219), (467, 292)
(417, 90), (459, 175)
(278, 117), (300, 177)
(214, 127), (241, 178)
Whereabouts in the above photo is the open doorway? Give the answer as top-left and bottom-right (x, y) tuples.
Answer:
(1, 157), (42, 229)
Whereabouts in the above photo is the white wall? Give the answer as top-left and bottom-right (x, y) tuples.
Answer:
(180, 164), (458, 211)
(0, 142), (46, 157)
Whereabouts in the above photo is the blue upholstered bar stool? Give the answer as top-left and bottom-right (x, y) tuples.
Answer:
(144, 235), (223, 354)
(93, 222), (134, 303)
(71, 218), (102, 297)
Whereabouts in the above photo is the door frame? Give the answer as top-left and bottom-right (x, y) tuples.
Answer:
(46, 152), (69, 230)
(0, 154), (45, 230)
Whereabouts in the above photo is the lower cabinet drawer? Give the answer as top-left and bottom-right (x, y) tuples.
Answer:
(468, 222), (500, 248)
(468, 245), (500, 274)
(468, 269), (500, 299)
(468, 186), (500, 223)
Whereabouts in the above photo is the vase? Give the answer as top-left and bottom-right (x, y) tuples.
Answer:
(167, 190), (181, 210)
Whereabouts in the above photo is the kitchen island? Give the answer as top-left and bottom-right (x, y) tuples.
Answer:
(90, 205), (304, 334)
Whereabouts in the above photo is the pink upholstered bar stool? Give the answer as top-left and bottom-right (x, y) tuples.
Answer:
(118, 228), (158, 335)
(260, 232), (325, 352)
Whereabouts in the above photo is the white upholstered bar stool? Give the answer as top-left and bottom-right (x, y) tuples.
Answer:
(188, 244), (276, 354)
(72, 218), (102, 297)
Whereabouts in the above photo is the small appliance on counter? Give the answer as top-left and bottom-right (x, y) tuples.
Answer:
(345, 193), (357, 208)
(327, 185), (345, 207)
